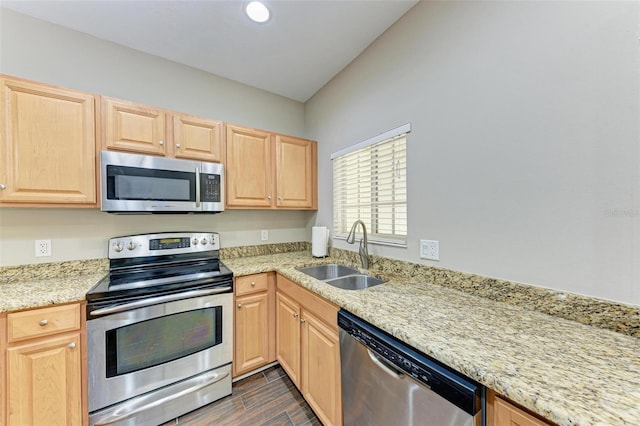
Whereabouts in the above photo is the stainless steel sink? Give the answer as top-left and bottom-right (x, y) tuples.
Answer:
(297, 264), (360, 280)
(297, 264), (386, 290)
(324, 274), (385, 290)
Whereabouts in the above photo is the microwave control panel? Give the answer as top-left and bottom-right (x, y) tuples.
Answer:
(201, 174), (221, 202)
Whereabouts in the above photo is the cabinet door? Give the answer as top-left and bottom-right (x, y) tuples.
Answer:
(495, 397), (551, 426)
(276, 292), (300, 387)
(0, 77), (96, 205)
(275, 135), (317, 209)
(225, 125), (273, 207)
(7, 332), (82, 426)
(301, 310), (342, 426)
(234, 292), (270, 377)
(103, 97), (167, 156)
(173, 114), (223, 162)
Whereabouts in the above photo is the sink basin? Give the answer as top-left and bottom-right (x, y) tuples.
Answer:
(297, 264), (360, 280)
(324, 274), (385, 291)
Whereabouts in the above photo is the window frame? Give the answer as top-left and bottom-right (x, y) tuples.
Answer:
(331, 123), (410, 247)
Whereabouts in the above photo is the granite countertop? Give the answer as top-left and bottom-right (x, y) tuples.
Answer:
(224, 252), (640, 426)
(1, 251), (638, 426)
(0, 259), (108, 313)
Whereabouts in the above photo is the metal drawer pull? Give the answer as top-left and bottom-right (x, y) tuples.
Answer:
(158, 140), (164, 145)
(251, 281), (256, 286)
(68, 342), (76, 349)
(90, 287), (231, 316)
(300, 318), (306, 323)
(293, 312), (298, 318)
(0, 184), (6, 190)
(93, 370), (229, 425)
(39, 319), (48, 326)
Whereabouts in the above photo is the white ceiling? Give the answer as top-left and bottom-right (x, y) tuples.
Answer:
(1, 0), (418, 102)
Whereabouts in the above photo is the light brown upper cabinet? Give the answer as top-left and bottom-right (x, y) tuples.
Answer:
(0, 76), (97, 206)
(173, 114), (224, 163)
(102, 97), (224, 162)
(226, 124), (317, 210)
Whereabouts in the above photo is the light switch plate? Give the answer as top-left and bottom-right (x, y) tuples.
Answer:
(420, 239), (439, 261)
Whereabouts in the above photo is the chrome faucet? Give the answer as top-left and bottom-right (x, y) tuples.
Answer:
(346, 220), (369, 269)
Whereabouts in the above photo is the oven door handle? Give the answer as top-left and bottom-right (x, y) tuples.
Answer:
(93, 369), (230, 426)
(89, 287), (232, 317)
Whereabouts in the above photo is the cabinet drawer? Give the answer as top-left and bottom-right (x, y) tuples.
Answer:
(236, 273), (269, 296)
(7, 304), (80, 343)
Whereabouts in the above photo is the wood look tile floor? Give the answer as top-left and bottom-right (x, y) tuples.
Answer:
(162, 366), (322, 426)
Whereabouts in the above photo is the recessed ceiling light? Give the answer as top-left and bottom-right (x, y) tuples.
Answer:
(245, 1), (270, 23)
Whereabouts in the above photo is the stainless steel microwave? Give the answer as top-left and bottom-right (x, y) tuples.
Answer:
(100, 150), (224, 213)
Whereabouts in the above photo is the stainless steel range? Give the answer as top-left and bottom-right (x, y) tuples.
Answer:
(86, 231), (233, 426)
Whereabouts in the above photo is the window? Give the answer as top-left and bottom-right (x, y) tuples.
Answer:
(332, 124), (409, 247)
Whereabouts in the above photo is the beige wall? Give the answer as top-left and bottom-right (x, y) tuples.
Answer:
(0, 8), (313, 266)
(305, 1), (640, 305)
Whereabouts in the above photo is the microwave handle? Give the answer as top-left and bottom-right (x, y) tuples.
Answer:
(195, 167), (201, 207)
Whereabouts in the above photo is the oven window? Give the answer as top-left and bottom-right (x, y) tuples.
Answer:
(105, 307), (222, 377)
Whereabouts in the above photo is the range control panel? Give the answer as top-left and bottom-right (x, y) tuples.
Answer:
(108, 232), (220, 259)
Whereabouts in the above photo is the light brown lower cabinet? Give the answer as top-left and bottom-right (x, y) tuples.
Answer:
(3, 302), (86, 426)
(276, 274), (342, 426)
(233, 273), (276, 378)
(487, 389), (554, 426)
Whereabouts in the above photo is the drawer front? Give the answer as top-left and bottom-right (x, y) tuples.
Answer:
(7, 303), (80, 343)
(236, 273), (269, 296)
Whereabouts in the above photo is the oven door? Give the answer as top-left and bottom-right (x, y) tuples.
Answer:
(87, 291), (232, 413)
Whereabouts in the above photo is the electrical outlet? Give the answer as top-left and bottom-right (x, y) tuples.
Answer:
(261, 230), (269, 241)
(420, 240), (439, 261)
(35, 240), (52, 257)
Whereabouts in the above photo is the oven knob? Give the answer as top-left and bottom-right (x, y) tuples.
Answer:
(113, 241), (124, 253)
(209, 236), (217, 245)
(201, 237), (208, 245)
(127, 240), (137, 251)
(192, 238), (199, 245)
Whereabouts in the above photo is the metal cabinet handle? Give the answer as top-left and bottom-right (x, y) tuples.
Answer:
(300, 318), (306, 323)
(237, 303), (242, 309)
(39, 319), (48, 326)
(293, 312), (298, 318)
(158, 140), (164, 146)
(251, 281), (256, 287)
(267, 195), (272, 200)
(176, 143), (181, 148)
(68, 342), (76, 349)
(0, 184), (6, 190)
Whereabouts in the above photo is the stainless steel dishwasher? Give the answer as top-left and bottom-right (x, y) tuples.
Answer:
(338, 310), (483, 426)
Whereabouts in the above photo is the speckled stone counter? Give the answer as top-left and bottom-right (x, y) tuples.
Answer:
(0, 259), (108, 313)
(2, 248), (638, 425)
(224, 251), (640, 426)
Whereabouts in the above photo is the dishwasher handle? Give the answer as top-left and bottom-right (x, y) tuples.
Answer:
(367, 348), (405, 379)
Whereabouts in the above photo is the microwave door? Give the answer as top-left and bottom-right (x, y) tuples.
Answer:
(101, 151), (200, 213)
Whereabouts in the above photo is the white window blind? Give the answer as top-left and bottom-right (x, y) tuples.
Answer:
(332, 124), (409, 247)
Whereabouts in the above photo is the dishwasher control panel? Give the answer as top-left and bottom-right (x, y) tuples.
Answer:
(338, 310), (482, 417)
